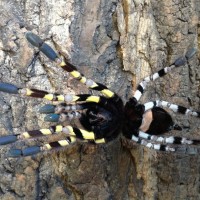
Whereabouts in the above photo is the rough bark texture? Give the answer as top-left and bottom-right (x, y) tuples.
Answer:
(0, 0), (199, 199)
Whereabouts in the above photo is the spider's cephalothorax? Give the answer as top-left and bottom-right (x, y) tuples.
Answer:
(0, 32), (199, 157)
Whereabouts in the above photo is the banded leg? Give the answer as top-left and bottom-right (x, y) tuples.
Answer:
(0, 124), (106, 146)
(39, 102), (96, 122)
(26, 32), (119, 102)
(0, 83), (115, 105)
(8, 136), (76, 157)
(144, 100), (200, 117)
(131, 131), (200, 152)
(131, 134), (175, 152)
(137, 130), (200, 145)
(133, 48), (196, 101)
(6, 125), (106, 157)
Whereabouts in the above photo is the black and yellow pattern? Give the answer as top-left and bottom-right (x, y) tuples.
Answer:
(42, 137), (76, 151)
(59, 60), (115, 98)
(19, 88), (114, 105)
(18, 125), (106, 143)
(26, 32), (115, 99)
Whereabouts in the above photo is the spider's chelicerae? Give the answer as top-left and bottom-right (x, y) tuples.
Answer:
(0, 32), (199, 157)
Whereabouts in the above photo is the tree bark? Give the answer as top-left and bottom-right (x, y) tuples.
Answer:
(0, 0), (199, 199)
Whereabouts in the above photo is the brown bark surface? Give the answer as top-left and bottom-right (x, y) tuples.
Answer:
(0, 0), (199, 199)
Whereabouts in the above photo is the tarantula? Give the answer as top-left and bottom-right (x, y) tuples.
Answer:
(0, 32), (199, 157)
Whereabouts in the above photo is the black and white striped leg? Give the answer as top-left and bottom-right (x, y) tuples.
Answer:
(133, 48), (196, 101)
(137, 130), (200, 145)
(131, 130), (200, 152)
(144, 100), (200, 117)
(131, 134), (176, 152)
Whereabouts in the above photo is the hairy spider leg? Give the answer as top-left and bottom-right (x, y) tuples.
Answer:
(133, 130), (200, 146)
(0, 124), (105, 144)
(25, 32), (121, 105)
(131, 133), (176, 152)
(7, 125), (106, 157)
(0, 124), (106, 157)
(8, 136), (76, 157)
(131, 129), (200, 153)
(144, 100), (200, 118)
(133, 48), (196, 101)
(0, 83), (114, 105)
(39, 102), (96, 122)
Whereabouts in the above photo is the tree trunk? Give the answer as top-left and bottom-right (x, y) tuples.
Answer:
(0, 0), (199, 199)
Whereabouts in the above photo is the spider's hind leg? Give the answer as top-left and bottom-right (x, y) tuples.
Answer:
(131, 130), (200, 153)
(133, 48), (196, 101)
(144, 100), (200, 131)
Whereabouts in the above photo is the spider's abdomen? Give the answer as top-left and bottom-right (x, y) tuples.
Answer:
(146, 107), (174, 135)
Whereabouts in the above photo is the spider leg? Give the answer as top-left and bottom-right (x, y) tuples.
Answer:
(0, 125), (64, 145)
(8, 136), (76, 157)
(144, 100), (200, 117)
(39, 103), (95, 122)
(0, 111), (104, 145)
(137, 130), (200, 145)
(131, 130), (200, 152)
(133, 48), (196, 101)
(26, 32), (120, 103)
(4, 125), (106, 157)
(131, 133), (176, 152)
(0, 83), (115, 105)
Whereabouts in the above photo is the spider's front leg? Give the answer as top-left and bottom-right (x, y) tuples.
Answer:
(25, 32), (121, 106)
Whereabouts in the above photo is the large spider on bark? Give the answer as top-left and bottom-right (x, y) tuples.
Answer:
(0, 32), (199, 157)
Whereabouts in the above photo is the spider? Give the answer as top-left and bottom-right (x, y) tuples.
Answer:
(0, 32), (199, 157)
